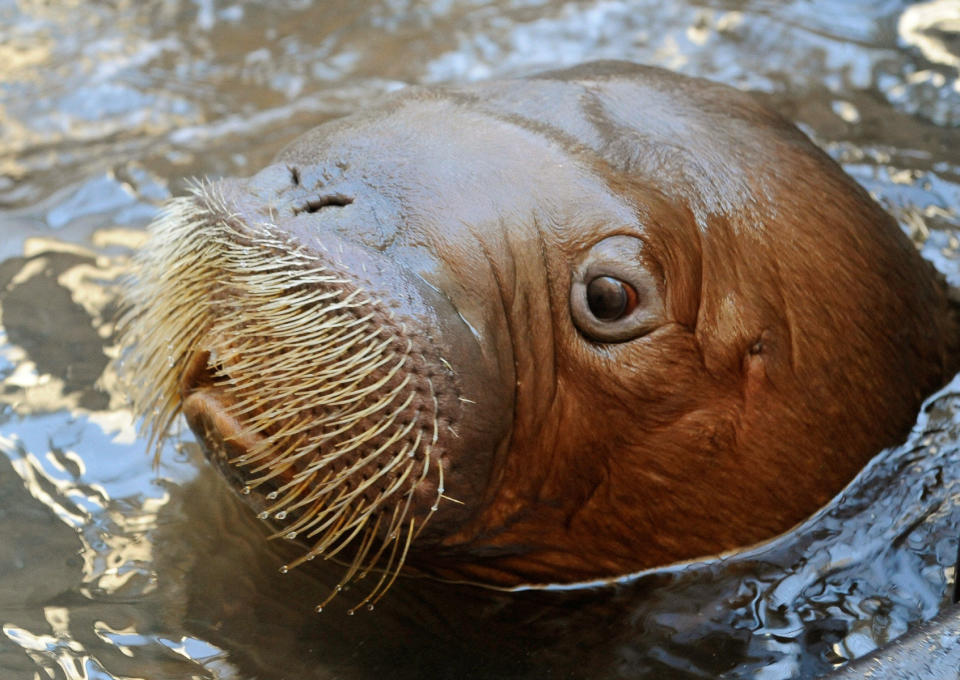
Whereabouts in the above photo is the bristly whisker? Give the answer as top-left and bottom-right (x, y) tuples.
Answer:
(114, 189), (446, 610)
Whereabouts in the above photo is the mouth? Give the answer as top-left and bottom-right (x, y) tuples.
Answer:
(179, 350), (266, 497)
(176, 337), (440, 542)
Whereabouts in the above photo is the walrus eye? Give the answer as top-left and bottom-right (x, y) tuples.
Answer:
(571, 235), (665, 343)
(586, 276), (638, 321)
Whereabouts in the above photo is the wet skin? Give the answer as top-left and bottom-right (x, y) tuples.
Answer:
(142, 61), (960, 588)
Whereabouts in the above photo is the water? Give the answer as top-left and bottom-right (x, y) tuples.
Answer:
(2, 0), (960, 678)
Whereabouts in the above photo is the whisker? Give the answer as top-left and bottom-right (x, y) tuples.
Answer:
(115, 189), (446, 610)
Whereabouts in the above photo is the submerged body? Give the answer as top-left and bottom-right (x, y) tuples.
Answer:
(121, 62), (959, 604)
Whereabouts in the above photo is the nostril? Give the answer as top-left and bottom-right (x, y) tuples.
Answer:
(289, 165), (301, 186)
(295, 194), (354, 215)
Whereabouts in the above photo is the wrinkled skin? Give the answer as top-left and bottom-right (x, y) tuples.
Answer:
(175, 62), (958, 587)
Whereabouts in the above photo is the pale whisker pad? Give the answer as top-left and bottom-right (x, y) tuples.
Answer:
(116, 185), (446, 609)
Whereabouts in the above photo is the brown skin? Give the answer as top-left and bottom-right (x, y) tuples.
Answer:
(179, 62), (959, 587)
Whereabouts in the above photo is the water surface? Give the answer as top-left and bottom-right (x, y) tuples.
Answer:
(2, 1), (960, 678)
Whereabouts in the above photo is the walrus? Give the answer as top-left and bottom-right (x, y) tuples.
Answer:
(118, 61), (959, 612)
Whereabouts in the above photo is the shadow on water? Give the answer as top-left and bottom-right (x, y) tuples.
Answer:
(2, 0), (960, 678)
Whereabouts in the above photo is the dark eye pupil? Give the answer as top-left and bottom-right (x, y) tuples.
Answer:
(586, 276), (631, 321)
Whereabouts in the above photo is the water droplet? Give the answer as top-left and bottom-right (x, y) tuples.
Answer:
(315, 606), (323, 613)
(335, 585), (342, 592)
(347, 609), (355, 616)
(257, 511), (270, 520)
(267, 491), (278, 500)
(367, 604), (374, 611)
(306, 553), (316, 561)
(430, 504), (438, 512)
(285, 531), (297, 540)
(241, 486), (251, 495)
(279, 565), (289, 574)
(390, 532), (397, 540)
(275, 511), (287, 520)
(437, 486), (445, 494)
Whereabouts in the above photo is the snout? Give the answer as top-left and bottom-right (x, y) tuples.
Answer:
(120, 174), (514, 606)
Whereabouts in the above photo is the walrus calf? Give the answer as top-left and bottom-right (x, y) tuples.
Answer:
(120, 61), (959, 611)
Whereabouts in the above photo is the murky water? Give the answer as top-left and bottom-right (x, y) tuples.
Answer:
(2, 0), (960, 678)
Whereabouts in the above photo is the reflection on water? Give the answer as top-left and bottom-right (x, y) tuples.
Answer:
(1, 0), (960, 678)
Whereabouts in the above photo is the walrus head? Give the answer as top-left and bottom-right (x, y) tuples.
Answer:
(119, 62), (959, 609)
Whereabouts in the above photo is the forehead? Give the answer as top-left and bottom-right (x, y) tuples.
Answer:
(447, 69), (793, 226)
(276, 94), (642, 254)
